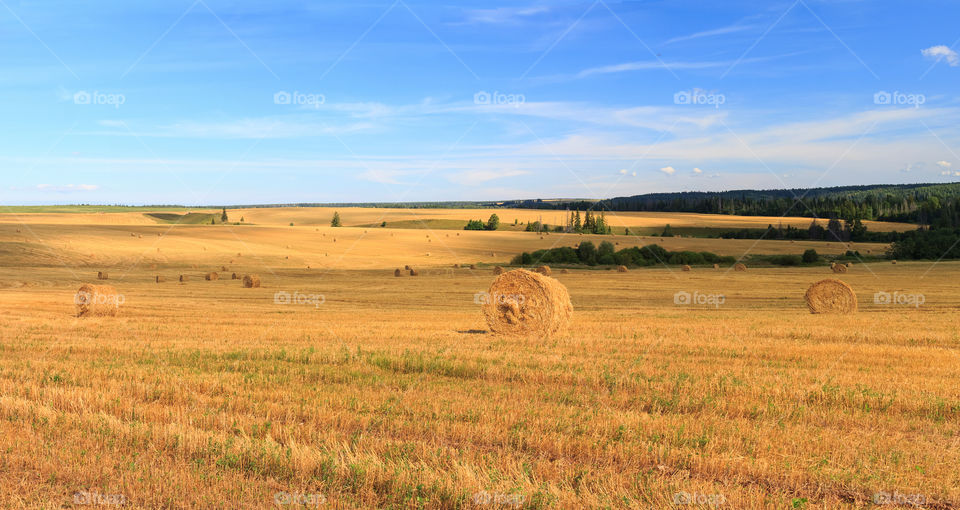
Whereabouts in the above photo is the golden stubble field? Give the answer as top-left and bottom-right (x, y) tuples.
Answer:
(0, 211), (957, 509)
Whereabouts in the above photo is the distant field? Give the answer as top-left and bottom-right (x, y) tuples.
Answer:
(0, 208), (955, 509)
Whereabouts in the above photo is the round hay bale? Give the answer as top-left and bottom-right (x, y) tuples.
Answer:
(713, 263), (719, 269)
(734, 263), (747, 272)
(469, 264), (477, 270)
(179, 275), (188, 282)
(846, 262), (852, 268)
(138, 234), (142, 238)
(481, 269), (573, 337)
(231, 273), (239, 280)
(75, 284), (122, 317)
(205, 272), (219, 281)
(682, 265), (691, 272)
(493, 266), (504, 275)
(155, 275), (165, 283)
(805, 279), (857, 314)
(617, 265), (628, 273)
(832, 263), (847, 274)
(221, 266), (228, 271)
(394, 268), (403, 277)
(409, 268), (419, 276)
(242, 275), (261, 288)
(404, 265), (411, 270)
(535, 265), (552, 276)
(891, 260), (897, 265)
(97, 271), (108, 280)
(453, 264), (460, 269)
(560, 268), (569, 274)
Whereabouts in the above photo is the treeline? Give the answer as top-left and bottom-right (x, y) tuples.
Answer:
(502, 183), (960, 225)
(511, 241), (736, 267)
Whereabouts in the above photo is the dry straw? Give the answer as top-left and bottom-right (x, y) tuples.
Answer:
(242, 275), (261, 288)
(734, 263), (747, 272)
(97, 271), (108, 280)
(205, 272), (219, 281)
(805, 279), (857, 314)
(482, 269), (573, 337)
(535, 265), (552, 276)
(493, 266), (504, 275)
(75, 284), (121, 317)
(617, 265), (628, 272)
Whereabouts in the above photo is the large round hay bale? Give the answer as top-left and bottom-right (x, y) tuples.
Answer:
(617, 265), (628, 272)
(482, 269), (573, 337)
(97, 271), (108, 280)
(535, 265), (552, 276)
(205, 272), (219, 281)
(493, 266), (504, 275)
(242, 274), (261, 288)
(805, 279), (857, 314)
(832, 263), (847, 274)
(734, 263), (747, 272)
(75, 284), (122, 317)
(682, 265), (691, 272)
(409, 268), (419, 276)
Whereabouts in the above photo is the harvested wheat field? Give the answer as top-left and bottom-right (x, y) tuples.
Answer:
(0, 214), (958, 509)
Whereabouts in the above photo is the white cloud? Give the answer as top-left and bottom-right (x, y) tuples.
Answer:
(663, 23), (758, 45)
(942, 170), (960, 177)
(36, 184), (98, 192)
(660, 166), (676, 175)
(460, 6), (548, 25)
(922, 45), (959, 67)
(692, 167), (703, 174)
(936, 160), (952, 169)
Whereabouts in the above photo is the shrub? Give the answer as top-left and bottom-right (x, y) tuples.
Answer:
(802, 249), (819, 263)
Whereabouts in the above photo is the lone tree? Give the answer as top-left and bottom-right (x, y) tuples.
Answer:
(210, 217), (215, 225)
(331, 212), (342, 227)
(221, 207), (228, 222)
(486, 214), (500, 231)
(802, 249), (819, 263)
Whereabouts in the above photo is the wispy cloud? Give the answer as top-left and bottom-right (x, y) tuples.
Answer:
(36, 184), (99, 192)
(459, 6), (549, 25)
(922, 45), (959, 67)
(576, 51), (808, 78)
(663, 23), (758, 45)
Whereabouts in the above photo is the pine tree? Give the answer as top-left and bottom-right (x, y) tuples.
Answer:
(221, 207), (228, 222)
(331, 212), (342, 227)
(574, 211), (582, 231)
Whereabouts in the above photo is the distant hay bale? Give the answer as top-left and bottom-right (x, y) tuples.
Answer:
(493, 266), (504, 275)
(75, 284), (122, 317)
(682, 265), (691, 272)
(394, 268), (403, 277)
(138, 234), (142, 238)
(231, 273), (239, 280)
(535, 265), (552, 276)
(846, 262), (852, 268)
(891, 260), (897, 265)
(617, 265), (628, 272)
(453, 264), (460, 268)
(831, 263), (847, 274)
(805, 279), (857, 314)
(179, 275), (188, 283)
(404, 265), (411, 270)
(560, 268), (569, 274)
(409, 268), (419, 276)
(97, 271), (108, 280)
(205, 272), (219, 281)
(734, 263), (747, 272)
(221, 266), (228, 271)
(242, 274), (261, 288)
(713, 263), (720, 269)
(130, 233), (135, 237)
(469, 264), (477, 270)
(155, 275), (165, 283)
(481, 269), (573, 337)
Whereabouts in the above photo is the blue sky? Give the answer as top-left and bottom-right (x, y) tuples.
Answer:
(1, 0), (959, 205)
